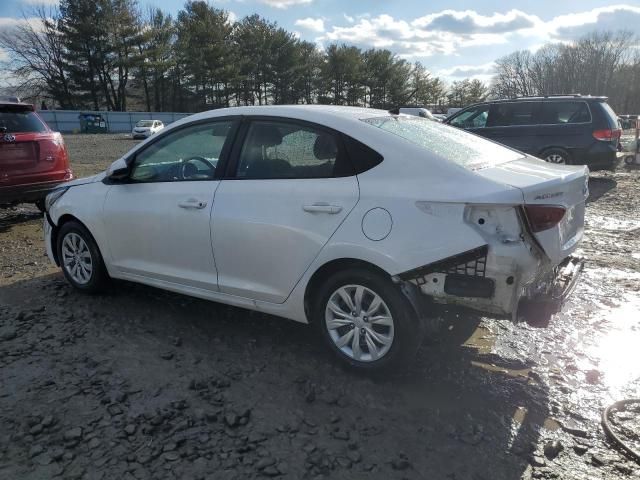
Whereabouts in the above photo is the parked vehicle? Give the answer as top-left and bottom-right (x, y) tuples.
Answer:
(0, 101), (73, 210)
(132, 120), (164, 139)
(391, 107), (437, 121)
(44, 105), (587, 369)
(445, 95), (621, 169)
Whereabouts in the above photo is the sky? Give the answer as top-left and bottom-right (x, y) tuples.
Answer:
(2, 0), (640, 83)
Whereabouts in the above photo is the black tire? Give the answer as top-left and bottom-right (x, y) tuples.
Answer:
(541, 147), (571, 165)
(312, 268), (423, 371)
(57, 220), (110, 293)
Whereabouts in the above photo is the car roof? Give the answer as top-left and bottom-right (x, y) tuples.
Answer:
(189, 104), (392, 124)
(492, 95), (607, 103)
(0, 101), (34, 110)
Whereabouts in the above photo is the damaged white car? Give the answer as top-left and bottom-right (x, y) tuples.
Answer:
(43, 105), (587, 369)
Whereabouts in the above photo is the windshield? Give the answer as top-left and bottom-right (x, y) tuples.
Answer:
(362, 116), (522, 170)
(137, 120), (154, 127)
(0, 107), (47, 133)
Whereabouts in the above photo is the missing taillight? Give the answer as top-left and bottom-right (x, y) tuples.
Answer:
(524, 205), (566, 233)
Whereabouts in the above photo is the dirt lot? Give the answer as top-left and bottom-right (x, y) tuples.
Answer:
(1, 134), (639, 479)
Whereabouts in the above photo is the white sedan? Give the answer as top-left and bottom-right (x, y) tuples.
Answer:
(44, 106), (587, 370)
(131, 120), (164, 139)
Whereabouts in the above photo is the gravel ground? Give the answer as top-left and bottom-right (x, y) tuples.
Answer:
(1, 134), (639, 479)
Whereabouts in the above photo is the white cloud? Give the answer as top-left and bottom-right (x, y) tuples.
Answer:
(318, 5), (640, 60)
(23, 0), (59, 5)
(413, 9), (539, 34)
(0, 16), (44, 33)
(227, 11), (237, 24)
(258, 0), (312, 9)
(549, 5), (640, 40)
(343, 13), (354, 24)
(295, 17), (324, 32)
(438, 62), (496, 78)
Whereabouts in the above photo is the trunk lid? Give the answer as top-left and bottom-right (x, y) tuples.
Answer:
(476, 156), (589, 263)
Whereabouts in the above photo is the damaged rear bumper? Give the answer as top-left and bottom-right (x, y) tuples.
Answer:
(396, 243), (584, 326)
(516, 255), (584, 327)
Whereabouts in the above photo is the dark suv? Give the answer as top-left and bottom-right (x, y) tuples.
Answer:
(444, 95), (621, 169)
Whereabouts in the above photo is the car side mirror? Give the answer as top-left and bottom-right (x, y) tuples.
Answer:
(106, 157), (129, 181)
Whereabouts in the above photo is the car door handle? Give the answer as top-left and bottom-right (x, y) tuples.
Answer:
(302, 203), (342, 214)
(178, 199), (207, 209)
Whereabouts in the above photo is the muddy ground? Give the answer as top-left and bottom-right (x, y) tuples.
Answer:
(1, 134), (639, 480)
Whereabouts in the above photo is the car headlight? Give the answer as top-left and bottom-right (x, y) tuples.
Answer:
(44, 187), (69, 212)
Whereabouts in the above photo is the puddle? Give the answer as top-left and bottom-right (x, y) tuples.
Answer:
(586, 215), (640, 232)
(581, 299), (640, 396)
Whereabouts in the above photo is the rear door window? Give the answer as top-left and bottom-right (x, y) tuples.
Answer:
(488, 102), (542, 127)
(0, 107), (48, 133)
(540, 101), (591, 124)
(235, 120), (351, 179)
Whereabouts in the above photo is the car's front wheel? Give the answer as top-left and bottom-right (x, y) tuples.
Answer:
(57, 220), (109, 292)
(314, 268), (423, 370)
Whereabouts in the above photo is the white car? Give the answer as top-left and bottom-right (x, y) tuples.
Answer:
(131, 120), (164, 139)
(44, 105), (587, 369)
(397, 107), (437, 121)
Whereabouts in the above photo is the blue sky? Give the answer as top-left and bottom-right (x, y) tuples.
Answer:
(2, 0), (640, 82)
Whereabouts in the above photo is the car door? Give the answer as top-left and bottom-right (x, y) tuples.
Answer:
(534, 100), (592, 157)
(102, 119), (238, 291)
(485, 101), (542, 154)
(211, 118), (359, 303)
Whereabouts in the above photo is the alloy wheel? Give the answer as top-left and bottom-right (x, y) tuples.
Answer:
(325, 284), (394, 362)
(545, 153), (565, 164)
(61, 232), (93, 285)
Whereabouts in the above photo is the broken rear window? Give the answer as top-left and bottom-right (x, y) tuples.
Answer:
(362, 116), (521, 170)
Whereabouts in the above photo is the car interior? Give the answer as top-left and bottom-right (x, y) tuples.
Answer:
(238, 123), (338, 179)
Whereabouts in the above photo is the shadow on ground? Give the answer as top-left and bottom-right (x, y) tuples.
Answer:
(587, 176), (617, 204)
(0, 273), (549, 479)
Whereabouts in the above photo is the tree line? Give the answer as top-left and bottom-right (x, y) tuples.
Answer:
(0, 0), (489, 112)
(491, 31), (640, 113)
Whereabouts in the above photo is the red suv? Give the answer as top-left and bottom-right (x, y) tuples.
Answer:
(0, 101), (73, 211)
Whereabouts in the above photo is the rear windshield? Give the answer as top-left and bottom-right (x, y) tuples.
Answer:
(362, 116), (522, 170)
(0, 107), (47, 133)
(137, 120), (154, 127)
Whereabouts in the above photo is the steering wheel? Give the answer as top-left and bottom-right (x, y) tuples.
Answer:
(180, 156), (216, 180)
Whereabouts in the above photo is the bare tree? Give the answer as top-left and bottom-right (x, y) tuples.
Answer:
(0, 6), (75, 107)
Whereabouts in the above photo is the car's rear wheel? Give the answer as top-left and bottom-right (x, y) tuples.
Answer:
(314, 268), (423, 370)
(57, 220), (109, 292)
(542, 148), (571, 165)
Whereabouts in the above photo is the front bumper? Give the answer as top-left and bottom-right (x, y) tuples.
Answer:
(43, 215), (56, 265)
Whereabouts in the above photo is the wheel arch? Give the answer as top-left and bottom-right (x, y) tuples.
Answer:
(301, 257), (432, 326)
(50, 214), (97, 266)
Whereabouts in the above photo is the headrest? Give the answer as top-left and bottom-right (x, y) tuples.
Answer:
(313, 134), (337, 160)
(252, 125), (282, 147)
